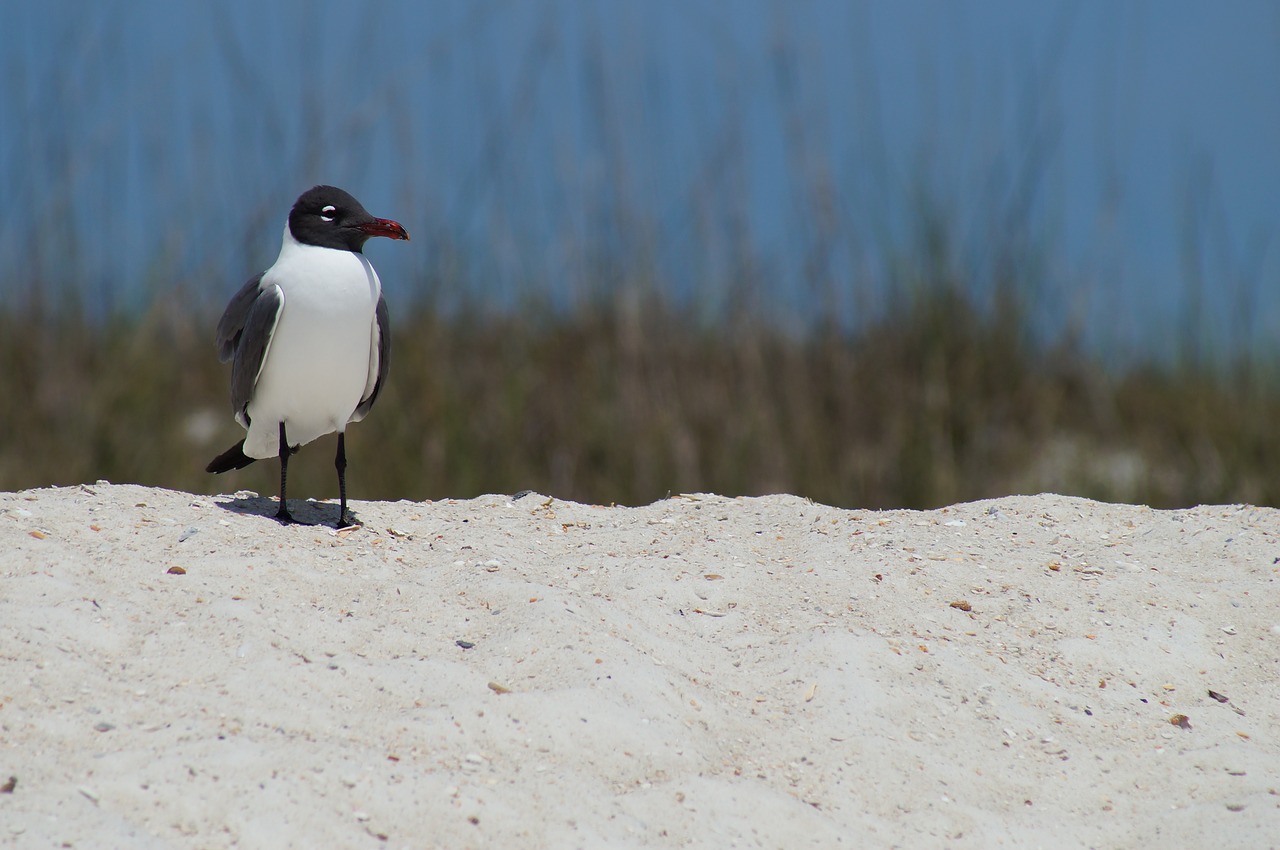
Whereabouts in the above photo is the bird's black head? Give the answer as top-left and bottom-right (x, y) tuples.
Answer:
(287, 185), (409, 253)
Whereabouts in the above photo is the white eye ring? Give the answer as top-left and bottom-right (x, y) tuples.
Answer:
(320, 205), (337, 222)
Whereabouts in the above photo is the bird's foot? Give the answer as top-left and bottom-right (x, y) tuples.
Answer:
(275, 503), (297, 525)
(335, 511), (362, 530)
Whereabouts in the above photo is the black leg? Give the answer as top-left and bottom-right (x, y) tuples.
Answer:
(276, 421), (295, 524)
(335, 432), (355, 527)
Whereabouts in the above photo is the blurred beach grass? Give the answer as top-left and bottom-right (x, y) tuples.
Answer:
(3, 279), (1278, 509)
(3, 5), (1279, 509)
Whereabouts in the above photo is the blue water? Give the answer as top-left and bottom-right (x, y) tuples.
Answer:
(3, 0), (1278, 362)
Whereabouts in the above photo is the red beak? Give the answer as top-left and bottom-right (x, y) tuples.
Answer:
(359, 218), (410, 241)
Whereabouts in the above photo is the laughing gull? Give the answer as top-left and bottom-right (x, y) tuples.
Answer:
(206, 185), (409, 526)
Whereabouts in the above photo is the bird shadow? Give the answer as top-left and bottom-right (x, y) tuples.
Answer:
(216, 495), (355, 528)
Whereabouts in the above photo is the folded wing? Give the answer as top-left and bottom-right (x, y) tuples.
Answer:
(213, 273), (284, 427)
(352, 294), (391, 422)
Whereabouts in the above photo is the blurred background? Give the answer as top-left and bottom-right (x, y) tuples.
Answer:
(3, 0), (1279, 509)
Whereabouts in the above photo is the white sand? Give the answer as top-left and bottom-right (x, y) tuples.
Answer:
(2, 483), (1277, 848)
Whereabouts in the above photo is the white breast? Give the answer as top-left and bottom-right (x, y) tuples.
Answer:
(242, 227), (381, 459)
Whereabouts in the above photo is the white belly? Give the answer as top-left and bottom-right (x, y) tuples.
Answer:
(242, 243), (380, 459)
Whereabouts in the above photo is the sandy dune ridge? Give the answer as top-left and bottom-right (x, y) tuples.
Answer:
(2, 483), (1278, 848)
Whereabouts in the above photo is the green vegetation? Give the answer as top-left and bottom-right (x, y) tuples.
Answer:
(4, 282), (1278, 509)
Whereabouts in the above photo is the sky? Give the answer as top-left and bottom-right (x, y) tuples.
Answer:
(3, 0), (1278, 361)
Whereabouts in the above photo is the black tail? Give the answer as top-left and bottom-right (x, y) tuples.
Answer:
(206, 440), (256, 473)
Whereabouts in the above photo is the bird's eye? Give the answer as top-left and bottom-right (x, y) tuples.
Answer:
(320, 205), (337, 222)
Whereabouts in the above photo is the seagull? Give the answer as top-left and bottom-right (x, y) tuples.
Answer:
(205, 185), (409, 527)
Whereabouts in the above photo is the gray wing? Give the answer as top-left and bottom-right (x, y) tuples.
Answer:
(215, 273), (266, 363)
(352, 294), (391, 421)
(227, 283), (284, 424)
